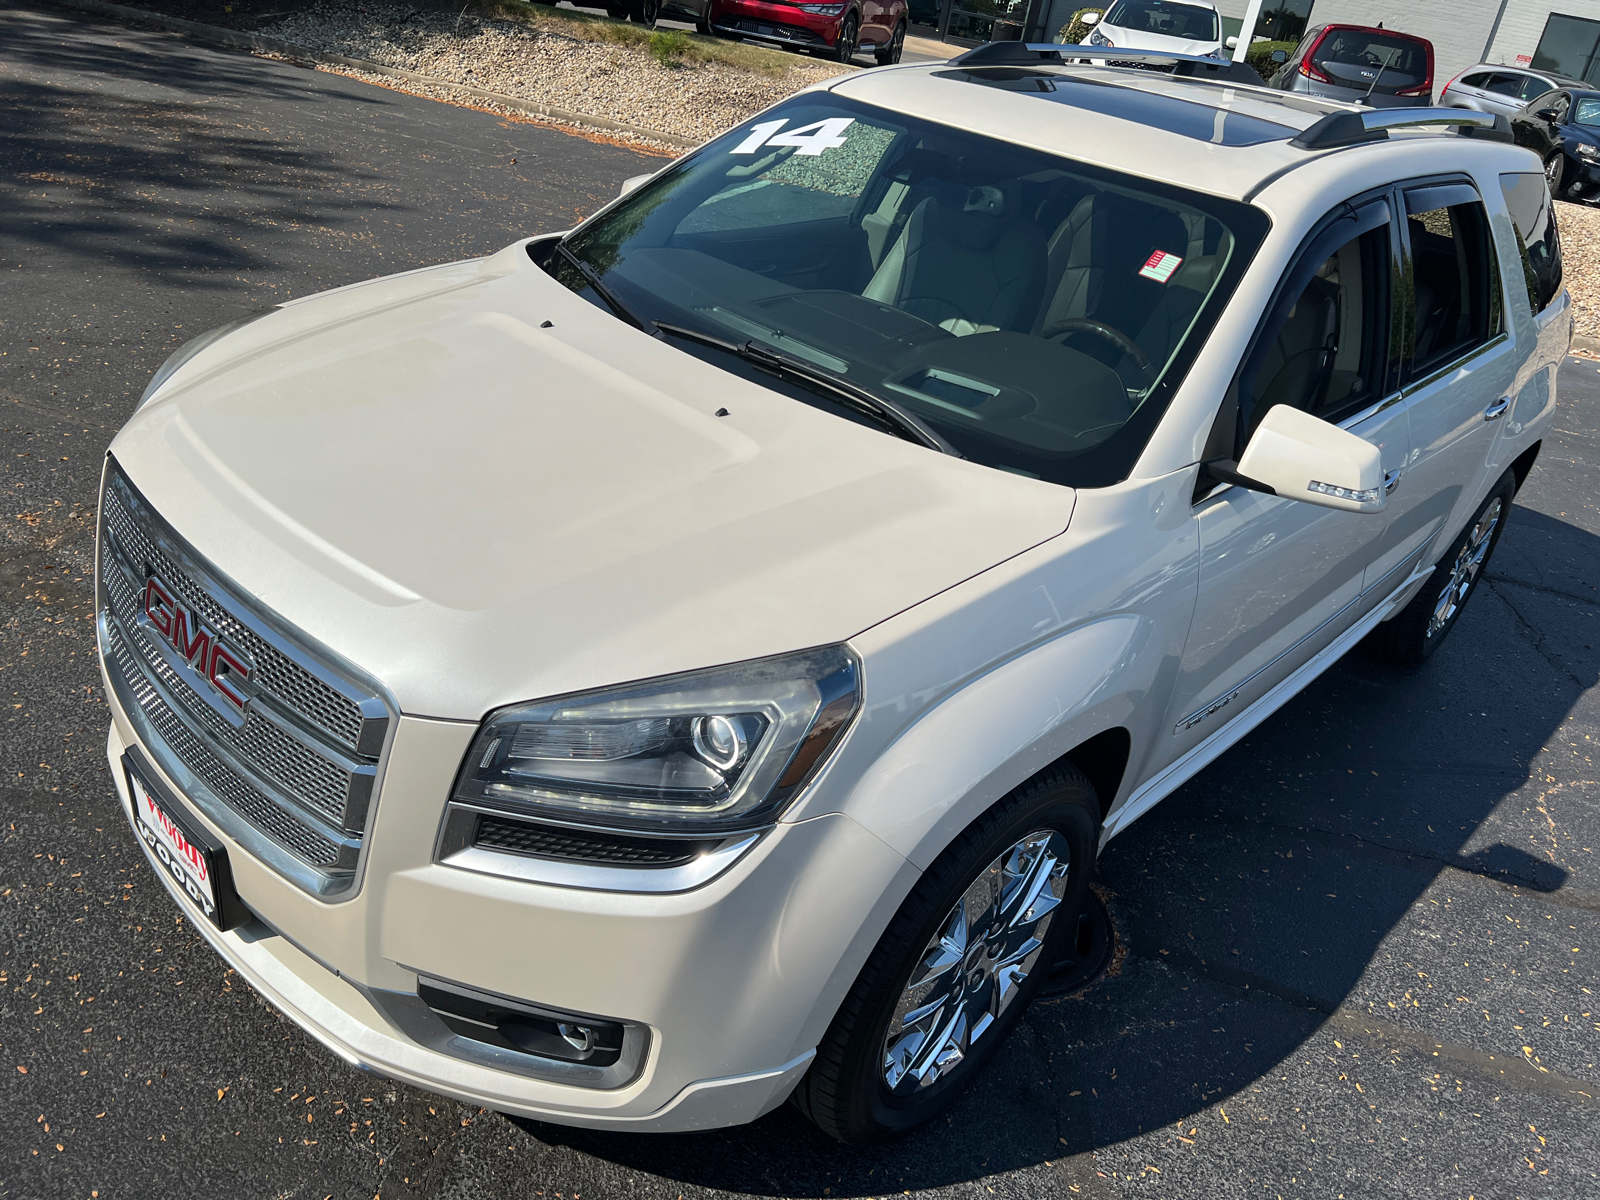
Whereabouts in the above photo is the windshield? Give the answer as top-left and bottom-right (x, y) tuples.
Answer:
(1575, 98), (1600, 127)
(1103, 0), (1220, 41)
(551, 93), (1266, 486)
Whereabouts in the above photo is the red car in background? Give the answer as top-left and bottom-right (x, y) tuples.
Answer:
(709, 0), (908, 64)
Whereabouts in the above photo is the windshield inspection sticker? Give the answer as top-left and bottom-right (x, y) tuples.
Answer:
(1139, 249), (1184, 283)
(730, 117), (856, 157)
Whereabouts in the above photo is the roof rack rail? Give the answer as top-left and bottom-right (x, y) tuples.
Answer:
(950, 41), (1265, 85)
(1291, 107), (1514, 151)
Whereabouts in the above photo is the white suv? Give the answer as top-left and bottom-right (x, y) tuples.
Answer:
(97, 43), (1571, 1142)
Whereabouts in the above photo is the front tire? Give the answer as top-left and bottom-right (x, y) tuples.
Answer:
(628, 0), (660, 25)
(791, 765), (1100, 1143)
(831, 12), (859, 63)
(1546, 151), (1566, 197)
(1369, 471), (1514, 665)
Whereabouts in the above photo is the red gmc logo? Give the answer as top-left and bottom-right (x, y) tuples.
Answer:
(142, 577), (252, 713)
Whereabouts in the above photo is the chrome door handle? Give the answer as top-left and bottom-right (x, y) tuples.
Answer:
(1484, 397), (1511, 421)
(1384, 469), (1402, 495)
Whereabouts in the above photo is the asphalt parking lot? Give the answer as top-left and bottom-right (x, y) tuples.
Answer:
(3, 6), (1598, 1198)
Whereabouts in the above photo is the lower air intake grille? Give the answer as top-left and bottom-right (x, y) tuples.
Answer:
(473, 815), (714, 867)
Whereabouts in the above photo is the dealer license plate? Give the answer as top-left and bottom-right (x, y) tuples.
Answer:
(125, 757), (243, 930)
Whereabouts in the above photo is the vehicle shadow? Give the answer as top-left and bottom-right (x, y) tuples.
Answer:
(509, 501), (1596, 1194)
(2, 5), (394, 284)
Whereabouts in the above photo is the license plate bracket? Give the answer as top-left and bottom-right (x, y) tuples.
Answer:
(124, 753), (249, 931)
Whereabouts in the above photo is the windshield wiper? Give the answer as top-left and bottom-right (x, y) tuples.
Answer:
(556, 243), (653, 333)
(654, 322), (962, 458)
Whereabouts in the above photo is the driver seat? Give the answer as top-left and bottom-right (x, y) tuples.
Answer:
(863, 184), (1047, 335)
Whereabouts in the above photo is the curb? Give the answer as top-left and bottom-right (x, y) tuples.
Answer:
(41, 0), (703, 150)
(1572, 334), (1600, 357)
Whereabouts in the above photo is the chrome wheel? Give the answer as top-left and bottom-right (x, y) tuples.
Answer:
(1427, 496), (1500, 639)
(881, 829), (1069, 1095)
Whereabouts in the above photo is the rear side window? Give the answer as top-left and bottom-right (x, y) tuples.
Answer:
(1500, 172), (1564, 312)
(1483, 72), (1527, 97)
(1402, 185), (1500, 379)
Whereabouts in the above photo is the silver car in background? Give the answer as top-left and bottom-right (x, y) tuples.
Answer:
(1440, 64), (1589, 115)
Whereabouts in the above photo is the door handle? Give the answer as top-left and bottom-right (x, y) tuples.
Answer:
(1484, 397), (1511, 421)
(1384, 469), (1402, 495)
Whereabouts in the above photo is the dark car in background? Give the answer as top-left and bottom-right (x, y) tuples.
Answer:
(1267, 23), (1433, 108)
(709, 0), (908, 63)
(1440, 63), (1589, 117)
(1511, 87), (1600, 202)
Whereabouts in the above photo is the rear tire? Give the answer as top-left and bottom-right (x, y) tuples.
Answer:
(874, 20), (905, 65)
(790, 765), (1100, 1143)
(604, 1), (629, 17)
(627, 0), (660, 25)
(1368, 471), (1514, 666)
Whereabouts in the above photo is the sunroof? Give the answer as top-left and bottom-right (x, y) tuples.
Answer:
(934, 68), (1296, 147)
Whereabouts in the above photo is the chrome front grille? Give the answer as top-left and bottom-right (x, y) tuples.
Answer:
(97, 459), (393, 896)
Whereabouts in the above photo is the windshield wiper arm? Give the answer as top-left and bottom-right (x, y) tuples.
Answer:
(654, 322), (961, 458)
(556, 243), (653, 333)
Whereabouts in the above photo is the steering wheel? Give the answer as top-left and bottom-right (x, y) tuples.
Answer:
(1041, 317), (1156, 381)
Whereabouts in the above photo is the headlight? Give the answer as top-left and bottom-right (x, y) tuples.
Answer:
(1089, 26), (1112, 46)
(798, 2), (845, 11)
(454, 646), (861, 834)
(1576, 143), (1600, 162)
(135, 307), (278, 412)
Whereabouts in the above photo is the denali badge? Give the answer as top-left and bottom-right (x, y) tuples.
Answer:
(139, 576), (253, 715)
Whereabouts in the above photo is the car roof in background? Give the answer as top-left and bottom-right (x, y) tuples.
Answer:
(827, 62), (1524, 201)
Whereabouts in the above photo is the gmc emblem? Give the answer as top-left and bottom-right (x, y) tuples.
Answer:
(141, 576), (252, 714)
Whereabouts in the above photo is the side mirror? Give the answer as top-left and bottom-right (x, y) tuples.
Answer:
(619, 173), (652, 198)
(1222, 405), (1385, 513)
(1270, 48), (1288, 63)
(1080, 11), (1099, 26)
(1225, 35), (1238, 48)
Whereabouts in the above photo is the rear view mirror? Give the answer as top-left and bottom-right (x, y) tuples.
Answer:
(1228, 405), (1385, 513)
(620, 173), (652, 198)
(1080, 11), (1100, 26)
(1270, 48), (1288, 63)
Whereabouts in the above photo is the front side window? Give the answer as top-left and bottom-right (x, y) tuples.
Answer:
(1518, 74), (1553, 101)
(1500, 171), (1564, 313)
(1239, 205), (1393, 436)
(1102, 0), (1220, 41)
(551, 92), (1267, 486)
(1402, 185), (1499, 380)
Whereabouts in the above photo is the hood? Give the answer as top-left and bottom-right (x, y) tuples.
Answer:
(1098, 22), (1221, 57)
(111, 240), (1075, 720)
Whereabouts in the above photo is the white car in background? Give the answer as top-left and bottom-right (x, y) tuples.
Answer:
(100, 40), (1568, 1145)
(1085, 0), (1227, 59)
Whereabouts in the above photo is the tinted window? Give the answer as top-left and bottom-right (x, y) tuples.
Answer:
(1245, 219), (1392, 429)
(1484, 72), (1526, 97)
(552, 93), (1268, 487)
(1312, 30), (1430, 79)
(1500, 172), (1564, 312)
(1403, 187), (1499, 378)
(1460, 72), (1491, 88)
(1103, 0), (1220, 41)
(1519, 74), (1552, 100)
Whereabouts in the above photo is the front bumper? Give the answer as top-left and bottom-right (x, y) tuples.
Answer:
(103, 685), (916, 1130)
(1564, 153), (1600, 199)
(712, 0), (839, 48)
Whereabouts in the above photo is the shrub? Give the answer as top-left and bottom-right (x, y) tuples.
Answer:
(1055, 6), (1104, 45)
(1244, 39), (1297, 82)
(648, 29), (691, 67)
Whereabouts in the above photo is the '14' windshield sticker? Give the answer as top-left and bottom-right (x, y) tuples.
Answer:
(730, 117), (857, 157)
(1138, 249), (1184, 283)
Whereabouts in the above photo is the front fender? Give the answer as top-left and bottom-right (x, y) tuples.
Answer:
(833, 615), (1145, 870)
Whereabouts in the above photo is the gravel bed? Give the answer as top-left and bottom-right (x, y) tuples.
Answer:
(1557, 201), (1600, 344)
(258, 0), (851, 145)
